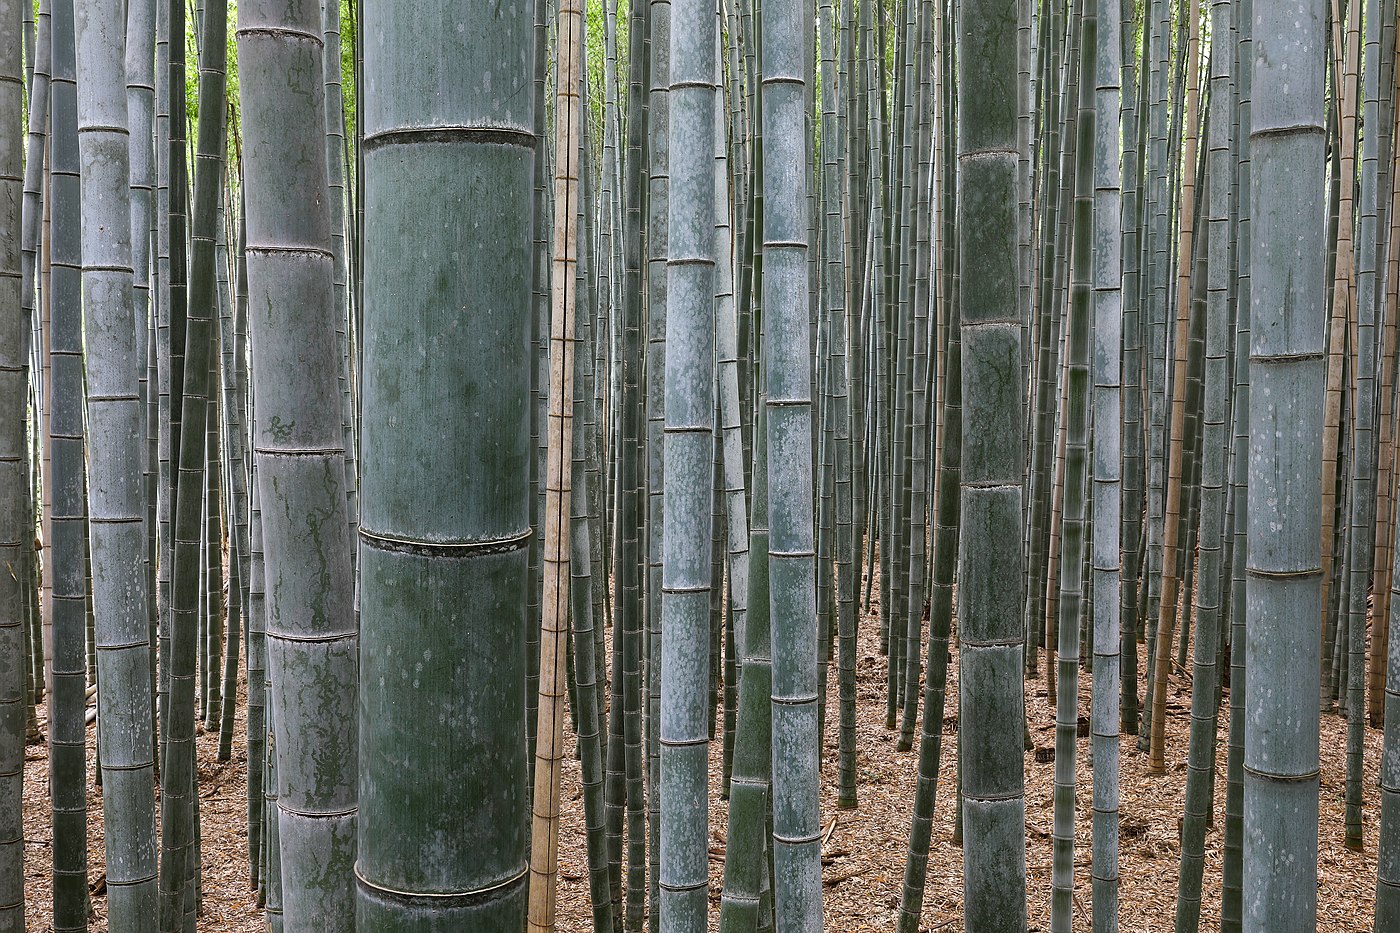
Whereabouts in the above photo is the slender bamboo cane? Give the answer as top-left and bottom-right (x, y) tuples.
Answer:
(529, 0), (585, 924)
(1176, 9), (1233, 924)
(47, 3), (90, 926)
(73, 0), (160, 925)
(1090, 2), (1124, 927)
(1051, 1), (1096, 926)
(1341, 0), (1381, 850)
(0, 0), (26, 925)
(1319, 0), (1361, 715)
(1147, 0), (1202, 773)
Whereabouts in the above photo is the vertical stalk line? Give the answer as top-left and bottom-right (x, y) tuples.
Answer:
(896, 18), (962, 918)
(529, 0), (584, 924)
(1090, 0), (1124, 926)
(1139, 0), (1169, 752)
(1342, 0), (1382, 851)
(1319, 0), (1363, 713)
(718, 15), (776, 927)
(761, 0), (822, 927)
(1146, 0), (1202, 773)
(570, 73), (615, 933)
(17, 0), (48, 529)
(47, 2), (89, 927)
(125, 0), (157, 678)
(73, 0), (160, 927)
(646, 2), (672, 921)
(658, 0), (717, 926)
(715, 0), (753, 806)
(1219, 4), (1252, 924)
(1175, 2), (1234, 925)
(1119, 0), (1146, 739)
(355, 0), (537, 927)
(1368, 11), (1400, 725)
(321, 0), (357, 566)
(1244, 1), (1326, 930)
(956, 0), (1028, 928)
(238, 0), (360, 929)
(0, 0), (26, 925)
(1051, 0), (1095, 928)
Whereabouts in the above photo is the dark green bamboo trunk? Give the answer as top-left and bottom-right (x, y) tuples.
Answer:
(48, 2), (89, 926)
(0, 0), (27, 925)
(956, 0), (1027, 928)
(357, 0), (536, 926)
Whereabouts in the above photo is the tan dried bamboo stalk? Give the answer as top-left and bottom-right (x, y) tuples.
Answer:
(527, 0), (584, 926)
(1147, 0), (1203, 774)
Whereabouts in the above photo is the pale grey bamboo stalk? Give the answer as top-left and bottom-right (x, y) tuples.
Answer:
(1244, 2), (1326, 930)
(659, 1), (717, 926)
(73, 2), (158, 928)
(762, 0), (823, 928)
(1090, 0), (1122, 925)
(236, 2), (358, 927)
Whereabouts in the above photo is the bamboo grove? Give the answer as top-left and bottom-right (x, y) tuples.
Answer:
(2, 0), (1400, 931)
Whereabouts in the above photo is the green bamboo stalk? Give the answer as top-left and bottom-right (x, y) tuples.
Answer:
(355, 0), (536, 925)
(1138, 0), (1170, 753)
(237, 1), (358, 928)
(1119, 0), (1147, 739)
(152, 0), (172, 760)
(715, 1), (752, 793)
(616, 0), (653, 924)
(320, 0), (357, 564)
(1051, 1), (1095, 927)
(1342, 0), (1382, 852)
(760, 0), (821, 925)
(0, 0), (27, 925)
(125, 0), (157, 674)
(73, 0), (159, 926)
(896, 112), (961, 933)
(646, 3), (672, 921)
(957, 0), (1027, 927)
(568, 115), (614, 933)
(1244, 1), (1325, 929)
(243, 454), (266, 894)
(1147, 0), (1203, 773)
(47, 2), (89, 926)
(658, 1), (717, 925)
(1219, 6), (1251, 928)
(719, 408), (773, 933)
(1175, 8), (1233, 925)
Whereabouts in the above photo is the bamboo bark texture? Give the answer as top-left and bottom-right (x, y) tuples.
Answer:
(236, 1), (358, 929)
(956, 0), (1028, 930)
(1245, 1), (1325, 930)
(358, 0), (537, 927)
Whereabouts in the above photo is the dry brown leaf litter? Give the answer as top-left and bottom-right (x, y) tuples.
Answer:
(23, 584), (1384, 932)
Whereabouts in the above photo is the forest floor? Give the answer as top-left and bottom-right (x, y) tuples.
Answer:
(22, 580), (1384, 932)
